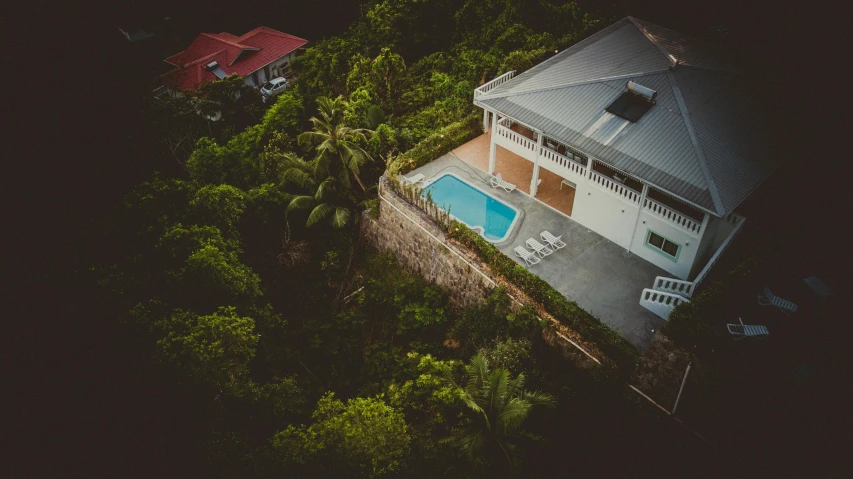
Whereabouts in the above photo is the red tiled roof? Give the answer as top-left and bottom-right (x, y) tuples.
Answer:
(162, 27), (307, 91)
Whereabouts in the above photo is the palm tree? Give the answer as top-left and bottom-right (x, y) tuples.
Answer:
(446, 355), (556, 470)
(279, 153), (360, 229)
(297, 96), (373, 192)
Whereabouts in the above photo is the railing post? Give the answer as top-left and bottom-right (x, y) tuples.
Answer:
(529, 132), (544, 196)
(488, 112), (498, 175)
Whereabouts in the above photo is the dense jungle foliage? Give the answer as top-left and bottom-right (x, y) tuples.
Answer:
(94, 2), (708, 477)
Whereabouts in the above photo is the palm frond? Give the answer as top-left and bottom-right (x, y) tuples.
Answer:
(306, 203), (334, 227)
(487, 369), (510, 414)
(331, 207), (351, 228)
(315, 177), (337, 201)
(280, 168), (316, 190)
(495, 398), (531, 436)
(286, 195), (316, 214)
(521, 390), (557, 408)
(298, 131), (327, 146)
(444, 427), (487, 464)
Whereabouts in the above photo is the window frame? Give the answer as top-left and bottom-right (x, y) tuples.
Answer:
(645, 229), (681, 261)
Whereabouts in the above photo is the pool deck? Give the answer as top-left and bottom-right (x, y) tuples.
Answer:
(409, 153), (666, 352)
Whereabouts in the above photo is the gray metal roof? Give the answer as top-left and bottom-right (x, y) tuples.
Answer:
(475, 17), (775, 216)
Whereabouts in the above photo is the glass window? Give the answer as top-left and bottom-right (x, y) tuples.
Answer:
(662, 241), (679, 257)
(647, 231), (680, 260)
(262, 82), (273, 90)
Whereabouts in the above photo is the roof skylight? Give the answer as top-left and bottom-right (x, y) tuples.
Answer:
(605, 81), (657, 122)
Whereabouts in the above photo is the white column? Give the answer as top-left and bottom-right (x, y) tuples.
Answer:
(529, 132), (544, 196)
(482, 109), (489, 133)
(627, 183), (649, 253)
(488, 113), (498, 175)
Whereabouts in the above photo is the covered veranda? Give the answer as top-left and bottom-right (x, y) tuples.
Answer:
(453, 132), (578, 217)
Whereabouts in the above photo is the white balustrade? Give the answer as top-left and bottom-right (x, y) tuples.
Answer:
(639, 288), (690, 320)
(588, 171), (641, 204)
(495, 124), (537, 154)
(474, 71), (515, 99)
(643, 198), (703, 236)
(653, 276), (695, 298)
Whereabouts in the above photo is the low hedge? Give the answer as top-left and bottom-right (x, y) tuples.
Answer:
(447, 223), (640, 370)
(387, 114), (482, 176)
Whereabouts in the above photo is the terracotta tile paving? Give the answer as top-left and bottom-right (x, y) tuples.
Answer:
(452, 133), (576, 216)
(536, 168), (576, 216)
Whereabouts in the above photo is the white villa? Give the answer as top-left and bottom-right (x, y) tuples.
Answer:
(471, 17), (774, 316)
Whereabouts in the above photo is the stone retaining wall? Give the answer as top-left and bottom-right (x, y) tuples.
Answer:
(362, 177), (601, 369)
(361, 179), (496, 310)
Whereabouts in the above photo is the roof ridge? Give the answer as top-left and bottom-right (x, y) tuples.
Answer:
(666, 70), (726, 215)
(199, 32), (257, 51)
(628, 17), (678, 66)
(477, 69), (670, 101)
(238, 26), (308, 43)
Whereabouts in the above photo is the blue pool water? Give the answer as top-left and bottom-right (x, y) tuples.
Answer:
(422, 173), (519, 242)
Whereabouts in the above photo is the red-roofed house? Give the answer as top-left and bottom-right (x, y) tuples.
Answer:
(162, 27), (308, 92)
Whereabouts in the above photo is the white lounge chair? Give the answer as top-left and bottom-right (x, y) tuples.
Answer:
(514, 246), (540, 266)
(757, 286), (798, 314)
(727, 318), (769, 340)
(540, 231), (566, 250)
(525, 238), (553, 258)
(402, 173), (425, 185)
(490, 173), (516, 192)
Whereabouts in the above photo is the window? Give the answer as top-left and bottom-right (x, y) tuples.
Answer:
(646, 231), (680, 260)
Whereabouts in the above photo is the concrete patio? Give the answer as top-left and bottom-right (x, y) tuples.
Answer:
(410, 140), (667, 351)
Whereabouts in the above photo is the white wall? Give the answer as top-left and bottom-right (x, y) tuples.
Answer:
(628, 209), (706, 280)
(571, 180), (639, 250)
(557, 166), (711, 280)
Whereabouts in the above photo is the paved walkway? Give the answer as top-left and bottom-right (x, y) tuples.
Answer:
(411, 153), (666, 351)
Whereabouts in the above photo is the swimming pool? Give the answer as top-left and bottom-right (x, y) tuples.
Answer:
(422, 173), (519, 243)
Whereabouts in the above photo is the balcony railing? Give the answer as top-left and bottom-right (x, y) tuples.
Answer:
(539, 146), (586, 180)
(643, 197), (703, 236)
(474, 71), (515, 99)
(588, 171), (641, 204)
(495, 123), (537, 154)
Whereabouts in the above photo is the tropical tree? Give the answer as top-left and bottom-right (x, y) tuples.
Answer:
(279, 152), (361, 229)
(280, 96), (375, 229)
(446, 355), (555, 470)
(297, 96), (374, 191)
(156, 306), (260, 391)
(272, 392), (412, 477)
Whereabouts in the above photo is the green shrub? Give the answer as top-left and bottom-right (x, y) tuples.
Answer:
(387, 114), (482, 176)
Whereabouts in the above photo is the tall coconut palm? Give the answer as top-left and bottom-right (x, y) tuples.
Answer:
(297, 96), (374, 192)
(446, 355), (556, 470)
(279, 153), (361, 229)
